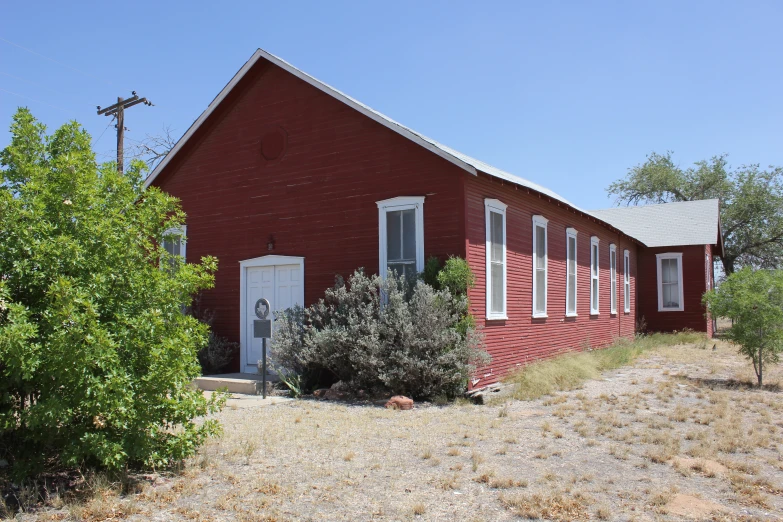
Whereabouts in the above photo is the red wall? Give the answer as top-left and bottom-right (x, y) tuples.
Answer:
(637, 245), (711, 334)
(153, 56), (658, 384)
(153, 58), (467, 368)
(464, 173), (638, 387)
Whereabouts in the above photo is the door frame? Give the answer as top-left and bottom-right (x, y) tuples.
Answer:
(239, 255), (305, 373)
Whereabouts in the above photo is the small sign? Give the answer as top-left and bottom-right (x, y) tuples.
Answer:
(254, 319), (272, 339)
(254, 298), (270, 319)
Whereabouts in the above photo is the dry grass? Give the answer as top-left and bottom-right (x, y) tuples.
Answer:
(503, 331), (705, 401)
(500, 489), (593, 521)
(14, 334), (783, 521)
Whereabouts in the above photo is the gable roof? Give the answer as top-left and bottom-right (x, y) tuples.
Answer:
(143, 48), (723, 254)
(142, 48), (580, 210)
(588, 199), (723, 253)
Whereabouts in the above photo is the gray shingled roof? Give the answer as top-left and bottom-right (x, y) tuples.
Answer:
(588, 199), (721, 248)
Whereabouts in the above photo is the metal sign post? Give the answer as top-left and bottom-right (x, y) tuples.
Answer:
(253, 298), (272, 398)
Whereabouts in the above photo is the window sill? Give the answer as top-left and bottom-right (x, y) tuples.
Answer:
(590, 312), (600, 316)
(486, 315), (508, 321)
(658, 308), (684, 312)
(565, 313), (578, 318)
(532, 313), (548, 319)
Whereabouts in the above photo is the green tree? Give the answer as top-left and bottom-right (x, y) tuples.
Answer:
(607, 152), (783, 275)
(703, 268), (783, 387)
(0, 108), (223, 480)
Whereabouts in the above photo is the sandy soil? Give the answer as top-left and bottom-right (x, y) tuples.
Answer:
(18, 339), (783, 521)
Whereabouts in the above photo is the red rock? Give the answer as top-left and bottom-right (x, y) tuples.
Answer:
(385, 395), (414, 410)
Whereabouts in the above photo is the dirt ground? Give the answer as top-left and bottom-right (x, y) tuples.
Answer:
(18, 339), (783, 521)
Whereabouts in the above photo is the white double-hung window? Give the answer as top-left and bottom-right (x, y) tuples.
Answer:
(610, 244), (617, 315)
(623, 250), (631, 313)
(532, 215), (548, 318)
(377, 196), (425, 280)
(590, 236), (600, 315)
(656, 252), (684, 311)
(485, 199), (507, 320)
(162, 225), (186, 270)
(566, 228), (578, 317)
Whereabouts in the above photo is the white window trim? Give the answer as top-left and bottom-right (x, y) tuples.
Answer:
(623, 249), (631, 314)
(590, 236), (600, 315)
(531, 215), (548, 318)
(163, 225), (187, 262)
(610, 244), (617, 315)
(565, 227), (578, 317)
(485, 198), (507, 320)
(656, 252), (685, 312)
(376, 196), (425, 279)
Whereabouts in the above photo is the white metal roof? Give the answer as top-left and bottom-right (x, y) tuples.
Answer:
(588, 199), (722, 248)
(142, 49), (580, 210)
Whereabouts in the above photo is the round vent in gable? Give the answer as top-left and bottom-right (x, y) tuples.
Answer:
(260, 127), (287, 162)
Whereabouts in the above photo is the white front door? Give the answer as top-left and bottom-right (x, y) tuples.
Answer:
(244, 263), (303, 373)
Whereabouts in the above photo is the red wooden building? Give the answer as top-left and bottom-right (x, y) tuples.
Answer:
(145, 49), (723, 386)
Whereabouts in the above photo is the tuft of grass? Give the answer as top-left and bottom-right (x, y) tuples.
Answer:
(505, 332), (705, 401)
(500, 490), (593, 521)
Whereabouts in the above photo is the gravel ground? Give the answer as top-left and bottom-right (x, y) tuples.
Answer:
(19, 339), (783, 521)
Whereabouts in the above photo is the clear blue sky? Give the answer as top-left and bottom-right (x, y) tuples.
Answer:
(2, 1), (781, 210)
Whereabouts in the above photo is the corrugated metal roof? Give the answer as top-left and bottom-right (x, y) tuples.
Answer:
(588, 199), (721, 248)
(143, 49), (581, 210)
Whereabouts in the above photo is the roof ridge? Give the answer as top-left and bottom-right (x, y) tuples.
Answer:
(590, 199), (719, 213)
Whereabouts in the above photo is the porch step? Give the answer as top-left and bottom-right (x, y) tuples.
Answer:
(194, 372), (275, 395)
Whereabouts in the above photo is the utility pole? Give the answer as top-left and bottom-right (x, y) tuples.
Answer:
(97, 92), (153, 174)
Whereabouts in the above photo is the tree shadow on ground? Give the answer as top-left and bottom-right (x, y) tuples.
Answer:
(676, 375), (781, 393)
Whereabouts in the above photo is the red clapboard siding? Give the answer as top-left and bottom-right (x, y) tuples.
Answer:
(637, 245), (711, 334)
(153, 58), (467, 371)
(463, 173), (638, 387)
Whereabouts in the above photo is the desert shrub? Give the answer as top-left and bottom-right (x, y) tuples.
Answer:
(273, 269), (489, 399)
(704, 268), (783, 387)
(0, 109), (224, 480)
(198, 333), (237, 375)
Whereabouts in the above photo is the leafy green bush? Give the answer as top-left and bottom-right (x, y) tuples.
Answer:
(437, 256), (476, 297)
(704, 268), (783, 387)
(0, 109), (224, 480)
(420, 256), (442, 289)
(273, 269), (489, 399)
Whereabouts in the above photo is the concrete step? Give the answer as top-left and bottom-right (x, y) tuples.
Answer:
(194, 372), (275, 395)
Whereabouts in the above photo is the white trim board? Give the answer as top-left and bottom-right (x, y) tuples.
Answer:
(238, 255), (305, 374)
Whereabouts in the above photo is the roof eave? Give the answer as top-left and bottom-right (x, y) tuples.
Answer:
(475, 170), (645, 247)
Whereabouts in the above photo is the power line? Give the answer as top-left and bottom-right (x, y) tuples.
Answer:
(0, 36), (115, 87)
(93, 121), (114, 148)
(0, 71), (76, 99)
(0, 87), (75, 116)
